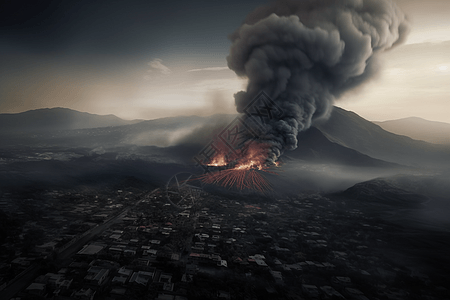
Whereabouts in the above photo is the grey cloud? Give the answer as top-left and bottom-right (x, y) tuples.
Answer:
(148, 59), (172, 75)
(187, 67), (229, 72)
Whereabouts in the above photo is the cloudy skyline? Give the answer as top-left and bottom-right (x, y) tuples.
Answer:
(1, 0), (449, 122)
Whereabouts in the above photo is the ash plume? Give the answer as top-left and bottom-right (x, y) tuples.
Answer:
(227, 0), (409, 163)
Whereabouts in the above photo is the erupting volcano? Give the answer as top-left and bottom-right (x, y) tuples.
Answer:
(197, 0), (409, 192)
(228, 0), (409, 164)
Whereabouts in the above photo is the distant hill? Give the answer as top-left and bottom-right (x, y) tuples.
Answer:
(314, 107), (450, 168)
(374, 117), (450, 145)
(0, 107), (142, 133)
(0, 112), (237, 149)
(339, 178), (428, 208)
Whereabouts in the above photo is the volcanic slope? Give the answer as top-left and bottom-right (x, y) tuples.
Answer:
(314, 107), (450, 169)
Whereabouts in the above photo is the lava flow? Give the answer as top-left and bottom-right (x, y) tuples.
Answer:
(198, 142), (278, 192)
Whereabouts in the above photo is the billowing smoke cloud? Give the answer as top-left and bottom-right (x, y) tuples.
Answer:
(227, 0), (410, 163)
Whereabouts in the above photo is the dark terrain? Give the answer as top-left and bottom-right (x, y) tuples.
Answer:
(1, 107), (450, 299)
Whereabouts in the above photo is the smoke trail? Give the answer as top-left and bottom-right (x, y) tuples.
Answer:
(227, 0), (409, 163)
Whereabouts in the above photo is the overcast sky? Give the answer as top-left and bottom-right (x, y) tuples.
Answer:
(1, 0), (449, 122)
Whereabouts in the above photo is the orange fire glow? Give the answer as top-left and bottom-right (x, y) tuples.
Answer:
(234, 142), (269, 170)
(200, 142), (277, 192)
(207, 153), (227, 167)
(206, 142), (270, 170)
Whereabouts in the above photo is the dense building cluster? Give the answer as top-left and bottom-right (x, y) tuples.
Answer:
(0, 185), (449, 299)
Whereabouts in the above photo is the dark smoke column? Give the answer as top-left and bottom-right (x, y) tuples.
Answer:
(227, 0), (409, 163)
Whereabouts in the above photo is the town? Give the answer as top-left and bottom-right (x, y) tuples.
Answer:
(0, 182), (448, 300)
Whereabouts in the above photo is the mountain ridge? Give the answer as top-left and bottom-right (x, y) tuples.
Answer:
(1, 106), (449, 169)
(314, 107), (450, 168)
(0, 107), (143, 133)
(374, 117), (450, 145)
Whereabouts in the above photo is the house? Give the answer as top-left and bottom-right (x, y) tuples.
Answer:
(159, 273), (172, 284)
(110, 287), (127, 297)
(77, 244), (104, 256)
(43, 272), (64, 288)
(270, 270), (283, 284)
(110, 234), (122, 240)
(118, 266), (133, 277)
(344, 287), (370, 300)
(189, 253), (213, 264)
(124, 249), (136, 257)
(25, 283), (46, 297)
(332, 276), (352, 288)
(90, 259), (120, 269)
(163, 282), (174, 292)
(181, 273), (194, 282)
(253, 254), (266, 260)
(143, 249), (158, 257)
(72, 288), (96, 300)
(11, 257), (33, 267)
(320, 286), (345, 299)
(35, 241), (58, 254)
(255, 259), (268, 267)
(112, 275), (128, 285)
(84, 267), (109, 286)
(217, 290), (231, 299)
(286, 263), (303, 272)
(130, 270), (155, 286)
(92, 213), (109, 221)
(191, 246), (204, 252)
(302, 284), (320, 298)
(186, 264), (199, 275)
(59, 279), (73, 290)
(137, 258), (151, 267)
(217, 260), (228, 267)
(274, 245), (290, 252)
(247, 255), (268, 267)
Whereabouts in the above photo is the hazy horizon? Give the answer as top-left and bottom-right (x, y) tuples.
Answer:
(3, 105), (450, 126)
(1, 0), (450, 123)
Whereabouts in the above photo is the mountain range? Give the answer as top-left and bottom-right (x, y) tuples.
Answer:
(0, 107), (142, 133)
(1, 107), (450, 170)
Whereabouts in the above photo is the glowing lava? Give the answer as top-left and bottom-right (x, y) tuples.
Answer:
(207, 153), (227, 167)
(201, 142), (278, 192)
(206, 142), (270, 170)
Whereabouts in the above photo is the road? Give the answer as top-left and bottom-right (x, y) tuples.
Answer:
(1, 188), (158, 299)
(59, 188), (158, 261)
